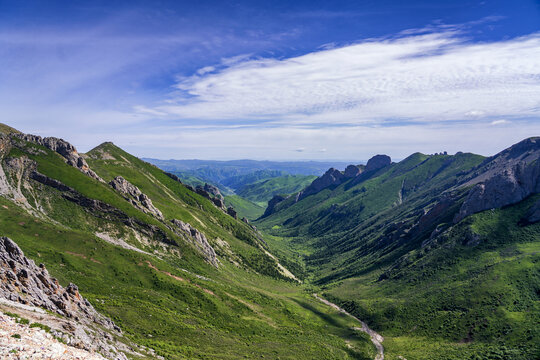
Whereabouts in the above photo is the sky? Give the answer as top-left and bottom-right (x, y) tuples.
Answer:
(1, 0), (539, 161)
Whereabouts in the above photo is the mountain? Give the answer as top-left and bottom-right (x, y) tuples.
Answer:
(0, 124), (375, 359)
(257, 139), (540, 359)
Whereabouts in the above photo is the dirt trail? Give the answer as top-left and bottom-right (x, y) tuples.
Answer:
(313, 293), (384, 360)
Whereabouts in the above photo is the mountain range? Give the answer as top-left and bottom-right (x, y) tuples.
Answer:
(0, 122), (538, 360)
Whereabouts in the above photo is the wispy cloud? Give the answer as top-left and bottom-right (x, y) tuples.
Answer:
(156, 30), (540, 127)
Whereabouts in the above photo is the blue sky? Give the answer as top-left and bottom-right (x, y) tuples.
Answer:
(1, 0), (539, 160)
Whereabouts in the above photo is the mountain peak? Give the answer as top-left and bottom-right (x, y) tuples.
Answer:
(365, 154), (391, 172)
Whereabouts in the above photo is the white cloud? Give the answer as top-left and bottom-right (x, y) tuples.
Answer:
(157, 31), (540, 126)
(490, 119), (509, 125)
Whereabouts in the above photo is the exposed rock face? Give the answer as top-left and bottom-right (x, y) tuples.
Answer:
(109, 176), (164, 220)
(365, 155), (391, 172)
(0, 237), (131, 359)
(0, 237), (116, 328)
(261, 194), (288, 218)
(170, 220), (218, 267)
(203, 183), (223, 200)
(227, 206), (237, 219)
(344, 165), (362, 178)
(212, 197), (225, 208)
(298, 168), (345, 200)
(455, 137), (540, 223)
(13, 134), (103, 182)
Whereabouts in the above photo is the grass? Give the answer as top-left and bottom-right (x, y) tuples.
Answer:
(0, 134), (376, 359)
(224, 195), (265, 220)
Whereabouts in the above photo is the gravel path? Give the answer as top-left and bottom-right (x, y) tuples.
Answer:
(313, 293), (384, 360)
(0, 313), (105, 359)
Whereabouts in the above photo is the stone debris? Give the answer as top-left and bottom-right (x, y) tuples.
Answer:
(0, 312), (106, 359)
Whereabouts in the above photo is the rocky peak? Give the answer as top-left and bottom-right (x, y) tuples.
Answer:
(109, 176), (164, 220)
(365, 155), (391, 172)
(12, 133), (103, 182)
(297, 168), (345, 201)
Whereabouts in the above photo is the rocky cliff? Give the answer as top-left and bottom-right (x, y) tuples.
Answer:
(455, 137), (540, 222)
(0, 236), (131, 359)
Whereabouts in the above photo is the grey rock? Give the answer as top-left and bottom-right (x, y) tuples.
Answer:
(170, 220), (218, 267)
(455, 138), (540, 223)
(203, 183), (223, 200)
(13, 134), (103, 182)
(0, 236), (120, 329)
(109, 176), (164, 220)
(365, 155), (391, 172)
(227, 206), (237, 219)
(298, 168), (345, 200)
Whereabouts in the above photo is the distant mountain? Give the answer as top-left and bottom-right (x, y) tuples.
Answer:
(143, 158), (351, 186)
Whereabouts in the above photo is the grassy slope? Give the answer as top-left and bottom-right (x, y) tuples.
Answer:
(224, 195), (265, 221)
(0, 138), (376, 359)
(255, 151), (540, 359)
(0, 196), (375, 359)
(235, 174), (316, 205)
(325, 195), (540, 360)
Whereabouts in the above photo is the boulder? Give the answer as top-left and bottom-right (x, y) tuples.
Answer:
(203, 183), (223, 200)
(227, 206), (237, 219)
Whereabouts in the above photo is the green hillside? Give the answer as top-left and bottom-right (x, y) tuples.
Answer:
(237, 174), (317, 205)
(224, 195), (265, 220)
(0, 130), (375, 359)
(256, 148), (540, 359)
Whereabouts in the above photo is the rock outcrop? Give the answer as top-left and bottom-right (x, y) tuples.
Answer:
(0, 237), (131, 359)
(203, 183), (223, 200)
(170, 220), (218, 267)
(109, 176), (164, 220)
(261, 194), (288, 218)
(455, 137), (540, 223)
(344, 165), (362, 178)
(365, 155), (391, 172)
(298, 168), (345, 200)
(227, 206), (238, 219)
(13, 134), (103, 182)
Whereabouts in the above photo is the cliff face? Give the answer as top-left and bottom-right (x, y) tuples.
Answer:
(0, 236), (132, 359)
(455, 137), (540, 222)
